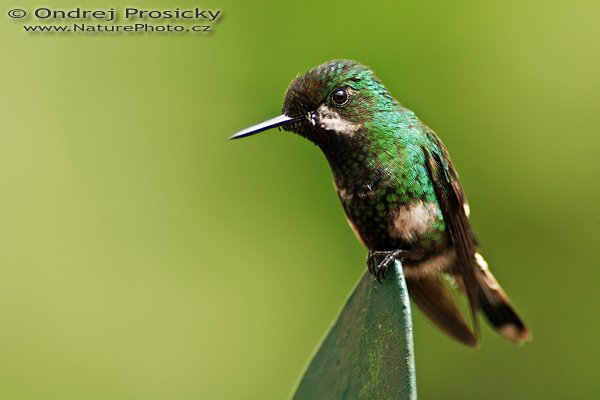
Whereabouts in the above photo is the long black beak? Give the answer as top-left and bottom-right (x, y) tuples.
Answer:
(229, 114), (301, 140)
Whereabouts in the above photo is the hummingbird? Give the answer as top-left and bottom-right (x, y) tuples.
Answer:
(230, 60), (530, 347)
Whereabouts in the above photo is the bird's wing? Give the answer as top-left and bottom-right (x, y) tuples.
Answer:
(422, 130), (480, 336)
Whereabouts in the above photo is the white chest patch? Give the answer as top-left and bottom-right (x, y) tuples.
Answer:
(312, 105), (362, 135)
(389, 201), (439, 242)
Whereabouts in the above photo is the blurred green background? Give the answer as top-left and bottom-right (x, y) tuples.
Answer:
(1, 0), (599, 399)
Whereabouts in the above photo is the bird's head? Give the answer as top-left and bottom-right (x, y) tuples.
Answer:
(230, 60), (395, 147)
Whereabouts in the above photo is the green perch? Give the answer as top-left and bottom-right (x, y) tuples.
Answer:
(293, 261), (416, 400)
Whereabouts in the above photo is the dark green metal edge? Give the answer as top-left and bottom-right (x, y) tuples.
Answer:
(292, 261), (417, 400)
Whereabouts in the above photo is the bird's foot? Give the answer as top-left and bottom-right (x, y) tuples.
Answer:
(367, 249), (406, 283)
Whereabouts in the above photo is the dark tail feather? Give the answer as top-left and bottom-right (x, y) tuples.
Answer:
(473, 254), (532, 344)
(407, 274), (479, 347)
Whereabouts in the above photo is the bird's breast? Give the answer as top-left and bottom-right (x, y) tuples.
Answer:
(388, 200), (441, 243)
(335, 181), (447, 252)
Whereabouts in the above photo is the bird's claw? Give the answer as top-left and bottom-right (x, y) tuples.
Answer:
(366, 249), (406, 283)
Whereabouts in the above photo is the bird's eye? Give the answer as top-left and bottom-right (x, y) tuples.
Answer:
(331, 88), (349, 106)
